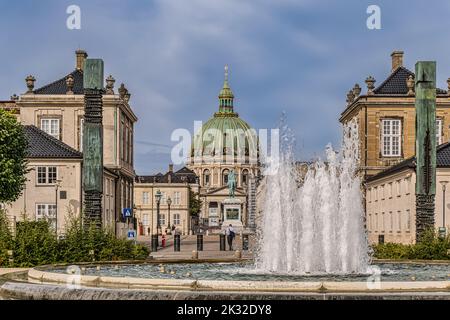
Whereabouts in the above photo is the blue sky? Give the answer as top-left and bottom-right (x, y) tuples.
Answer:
(1, 0), (450, 174)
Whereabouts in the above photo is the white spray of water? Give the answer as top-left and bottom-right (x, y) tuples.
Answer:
(255, 118), (370, 274)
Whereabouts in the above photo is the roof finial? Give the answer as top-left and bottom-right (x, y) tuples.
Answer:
(224, 64), (229, 83)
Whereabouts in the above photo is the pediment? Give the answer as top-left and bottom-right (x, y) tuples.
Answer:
(203, 186), (246, 196)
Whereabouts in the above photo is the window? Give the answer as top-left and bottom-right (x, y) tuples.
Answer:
(381, 119), (401, 156)
(381, 212), (385, 232)
(159, 214), (165, 226)
(406, 210), (411, 232)
(375, 213), (378, 231)
(389, 211), (393, 232)
(160, 192), (167, 205)
(143, 214), (149, 226)
(173, 213), (180, 225)
(41, 118), (60, 139)
(436, 118), (443, 146)
(405, 177), (411, 195)
(173, 192), (181, 205)
(36, 204), (56, 228)
(242, 169), (249, 186)
(381, 184), (385, 200)
(79, 118), (84, 151)
(396, 180), (401, 197)
(367, 188), (372, 202)
(142, 192), (149, 205)
(368, 214), (372, 231)
(397, 211), (402, 232)
(203, 169), (210, 186)
(37, 166), (57, 184)
(374, 187), (378, 201)
(388, 183), (393, 198)
(222, 169), (229, 185)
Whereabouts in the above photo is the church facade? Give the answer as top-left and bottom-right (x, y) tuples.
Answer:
(187, 67), (260, 231)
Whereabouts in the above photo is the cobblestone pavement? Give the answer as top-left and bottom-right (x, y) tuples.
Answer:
(139, 235), (257, 260)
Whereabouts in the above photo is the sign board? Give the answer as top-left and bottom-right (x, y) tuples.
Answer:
(123, 208), (132, 218)
(127, 230), (136, 240)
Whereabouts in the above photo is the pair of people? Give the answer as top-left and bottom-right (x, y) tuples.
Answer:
(225, 224), (236, 251)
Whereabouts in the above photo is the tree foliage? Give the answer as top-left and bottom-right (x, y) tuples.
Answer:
(189, 189), (202, 217)
(0, 109), (28, 203)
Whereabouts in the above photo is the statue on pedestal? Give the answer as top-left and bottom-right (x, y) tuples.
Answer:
(227, 169), (237, 198)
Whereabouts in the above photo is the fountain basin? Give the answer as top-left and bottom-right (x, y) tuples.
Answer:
(1, 261), (448, 299)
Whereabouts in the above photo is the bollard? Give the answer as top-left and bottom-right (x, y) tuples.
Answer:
(151, 235), (158, 252)
(192, 250), (198, 259)
(234, 250), (242, 259)
(174, 234), (181, 252)
(219, 234), (226, 251)
(197, 234), (203, 251)
(242, 234), (249, 251)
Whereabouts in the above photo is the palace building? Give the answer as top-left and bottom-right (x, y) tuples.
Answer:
(340, 51), (450, 181)
(187, 66), (260, 231)
(1, 50), (138, 237)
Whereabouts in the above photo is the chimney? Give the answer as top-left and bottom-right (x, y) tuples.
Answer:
(391, 51), (404, 72)
(168, 164), (174, 173)
(75, 49), (88, 70)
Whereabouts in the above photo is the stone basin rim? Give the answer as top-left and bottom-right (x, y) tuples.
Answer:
(25, 266), (450, 293)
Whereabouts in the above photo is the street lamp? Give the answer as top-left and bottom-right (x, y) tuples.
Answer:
(440, 181), (448, 238)
(150, 189), (162, 252)
(54, 179), (62, 236)
(167, 196), (172, 234)
(155, 189), (162, 235)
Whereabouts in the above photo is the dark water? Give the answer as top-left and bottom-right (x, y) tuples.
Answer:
(51, 262), (450, 282)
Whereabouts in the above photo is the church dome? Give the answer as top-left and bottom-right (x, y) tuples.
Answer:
(190, 66), (258, 163)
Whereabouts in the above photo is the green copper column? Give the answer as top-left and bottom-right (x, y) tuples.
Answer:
(415, 61), (436, 241)
(83, 59), (104, 229)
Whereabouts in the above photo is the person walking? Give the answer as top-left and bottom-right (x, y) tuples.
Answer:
(225, 224), (235, 251)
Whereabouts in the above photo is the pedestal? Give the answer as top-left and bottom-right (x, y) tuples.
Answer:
(221, 198), (243, 232)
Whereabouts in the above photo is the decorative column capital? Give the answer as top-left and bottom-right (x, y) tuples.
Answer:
(25, 75), (36, 94)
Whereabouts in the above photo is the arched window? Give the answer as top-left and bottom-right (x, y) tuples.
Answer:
(242, 169), (249, 186)
(222, 169), (229, 186)
(203, 169), (210, 186)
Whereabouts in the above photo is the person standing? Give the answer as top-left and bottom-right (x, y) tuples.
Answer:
(225, 224), (235, 251)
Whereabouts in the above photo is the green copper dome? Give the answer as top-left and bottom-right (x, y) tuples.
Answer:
(191, 66), (258, 160)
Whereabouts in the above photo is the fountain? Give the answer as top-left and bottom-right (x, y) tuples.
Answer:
(1, 119), (449, 300)
(256, 119), (370, 274)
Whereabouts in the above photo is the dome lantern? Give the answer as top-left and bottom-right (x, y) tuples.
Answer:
(218, 64), (235, 114)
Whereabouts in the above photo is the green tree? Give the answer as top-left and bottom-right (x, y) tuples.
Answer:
(0, 109), (28, 203)
(189, 189), (202, 217)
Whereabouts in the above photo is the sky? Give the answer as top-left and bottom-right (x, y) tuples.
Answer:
(1, 0), (450, 174)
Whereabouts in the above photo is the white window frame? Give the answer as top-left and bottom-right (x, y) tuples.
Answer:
(436, 118), (443, 146)
(143, 214), (149, 226)
(41, 118), (60, 140)
(142, 192), (149, 205)
(173, 213), (181, 225)
(159, 213), (166, 226)
(35, 203), (57, 228)
(405, 209), (411, 232)
(36, 166), (57, 185)
(174, 192), (181, 205)
(79, 117), (84, 151)
(381, 119), (402, 157)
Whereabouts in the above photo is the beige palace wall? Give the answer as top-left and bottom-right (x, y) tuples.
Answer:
(366, 169), (416, 244)
(5, 159), (82, 235)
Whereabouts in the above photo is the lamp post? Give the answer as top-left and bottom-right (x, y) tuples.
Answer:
(151, 189), (162, 252)
(155, 189), (162, 235)
(54, 179), (62, 236)
(167, 196), (172, 234)
(440, 181), (448, 238)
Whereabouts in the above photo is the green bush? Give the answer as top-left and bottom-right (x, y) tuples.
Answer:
(13, 220), (59, 267)
(0, 209), (13, 266)
(0, 213), (149, 267)
(373, 229), (450, 260)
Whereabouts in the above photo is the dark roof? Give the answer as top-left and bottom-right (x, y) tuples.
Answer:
(366, 141), (450, 183)
(34, 69), (85, 94)
(136, 167), (198, 184)
(24, 125), (82, 159)
(373, 66), (446, 95)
